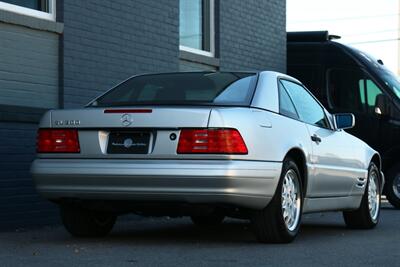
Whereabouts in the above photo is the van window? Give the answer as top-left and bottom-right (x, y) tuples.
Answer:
(287, 65), (321, 97)
(328, 69), (366, 112)
(382, 71), (400, 99)
(365, 80), (383, 112)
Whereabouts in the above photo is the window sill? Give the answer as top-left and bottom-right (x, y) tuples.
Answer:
(179, 49), (220, 68)
(0, 8), (63, 34)
(0, 104), (48, 123)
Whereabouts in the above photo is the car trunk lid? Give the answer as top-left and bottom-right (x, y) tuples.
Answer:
(50, 107), (211, 129)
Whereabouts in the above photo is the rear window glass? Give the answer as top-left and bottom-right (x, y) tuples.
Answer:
(90, 72), (258, 107)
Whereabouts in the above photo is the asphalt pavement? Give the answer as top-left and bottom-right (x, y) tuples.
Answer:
(0, 202), (398, 267)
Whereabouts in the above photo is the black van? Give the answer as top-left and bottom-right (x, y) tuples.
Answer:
(287, 31), (400, 208)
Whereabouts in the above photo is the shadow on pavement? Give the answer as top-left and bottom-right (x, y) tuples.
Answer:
(51, 215), (362, 246)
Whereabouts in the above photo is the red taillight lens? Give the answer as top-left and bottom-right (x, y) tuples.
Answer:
(177, 129), (248, 154)
(37, 129), (80, 153)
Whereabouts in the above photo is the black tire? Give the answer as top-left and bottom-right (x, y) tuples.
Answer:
(251, 158), (303, 243)
(60, 205), (117, 238)
(385, 164), (400, 209)
(191, 212), (225, 227)
(343, 162), (381, 229)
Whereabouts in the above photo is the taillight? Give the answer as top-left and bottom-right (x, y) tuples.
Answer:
(37, 129), (80, 153)
(177, 129), (248, 154)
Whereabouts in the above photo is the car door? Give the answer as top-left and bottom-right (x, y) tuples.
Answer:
(280, 79), (357, 197)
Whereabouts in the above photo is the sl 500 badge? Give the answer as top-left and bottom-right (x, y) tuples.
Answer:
(55, 120), (81, 126)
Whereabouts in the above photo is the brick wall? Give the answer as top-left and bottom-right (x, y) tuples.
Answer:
(62, 0), (180, 108)
(219, 0), (286, 72)
(0, 12), (61, 229)
(0, 122), (58, 229)
(0, 22), (59, 109)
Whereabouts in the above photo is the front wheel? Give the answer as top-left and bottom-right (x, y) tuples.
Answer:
(251, 158), (303, 243)
(343, 162), (381, 229)
(385, 164), (400, 209)
(60, 205), (117, 238)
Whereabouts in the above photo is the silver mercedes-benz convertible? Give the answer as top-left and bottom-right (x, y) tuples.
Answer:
(31, 71), (384, 243)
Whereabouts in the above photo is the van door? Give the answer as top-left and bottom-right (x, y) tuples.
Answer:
(327, 68), (383, 151)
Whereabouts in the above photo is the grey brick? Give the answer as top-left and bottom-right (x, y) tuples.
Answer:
(219, 0), (286, 72)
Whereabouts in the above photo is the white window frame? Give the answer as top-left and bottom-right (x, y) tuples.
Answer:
(0, 0), (56, 21)
(180, 0), (215, 57)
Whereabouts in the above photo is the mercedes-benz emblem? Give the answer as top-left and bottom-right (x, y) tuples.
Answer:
(121, 114), (133, 127)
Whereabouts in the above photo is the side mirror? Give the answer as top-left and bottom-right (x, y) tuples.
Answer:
(334, 113), (355, 130)
(375, 94), (390, 116)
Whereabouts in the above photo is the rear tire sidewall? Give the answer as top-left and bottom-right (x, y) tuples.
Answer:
(251, 158), (303, 243)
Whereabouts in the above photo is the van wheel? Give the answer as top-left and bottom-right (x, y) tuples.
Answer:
(251, 158), (303, 243)
(60, 205), (116, 237)
(385, 164), (400, 209)
(343, 162), (381, 229)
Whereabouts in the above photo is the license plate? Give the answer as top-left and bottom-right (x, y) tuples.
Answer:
(107, 132), (150, 154)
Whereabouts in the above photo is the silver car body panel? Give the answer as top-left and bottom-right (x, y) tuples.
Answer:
(32, 71), (383, 212)
(31, 159), (282, 209)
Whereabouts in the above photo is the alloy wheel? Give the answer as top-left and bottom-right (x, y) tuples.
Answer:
(281, 169), (301, 231)
(368, 170), (380, 222)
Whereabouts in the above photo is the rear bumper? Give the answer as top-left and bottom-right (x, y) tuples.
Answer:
(31, 159), (282, 210)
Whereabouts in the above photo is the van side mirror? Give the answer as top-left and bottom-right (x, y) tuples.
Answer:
(334, 113), (355, 130)
(375, 94), (390, 116)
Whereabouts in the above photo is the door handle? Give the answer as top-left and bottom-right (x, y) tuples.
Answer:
(311, 134), (322, 143)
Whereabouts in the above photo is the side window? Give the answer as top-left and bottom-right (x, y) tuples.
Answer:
(278, 82), (299, 120)
(281, 80), (329, 128)
(365, 79), (383, 112)
(328, 69), (366, 112)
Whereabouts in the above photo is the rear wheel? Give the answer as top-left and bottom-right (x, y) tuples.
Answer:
(343, 162), (381, 229)
(251, 158), (303, 243)
(385, 164), (400, 209)
(60, 205), (117, 237)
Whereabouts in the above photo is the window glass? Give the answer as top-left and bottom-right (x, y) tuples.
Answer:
(359, 80), (366, 105)
(328, 69), (366, 112)
(179, 0), (212, 52)
(279, 82), (299, 120)
(1, 0), (48, 12)
(281, 80), (328, 128)
(365, 80), (383, 108)
(91, 72), (258, 107)
(382, 70), (400, 99)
